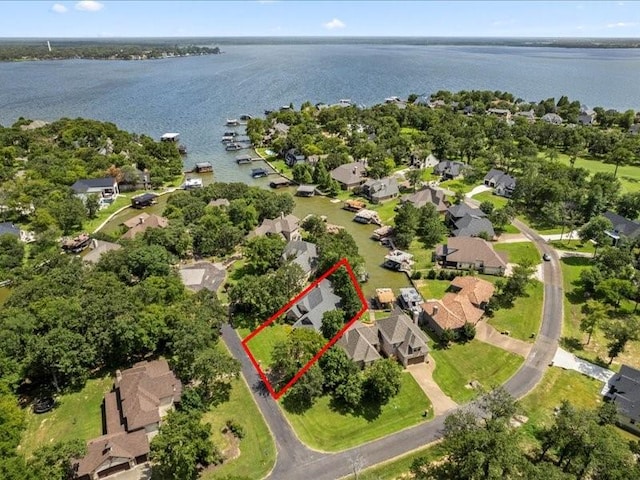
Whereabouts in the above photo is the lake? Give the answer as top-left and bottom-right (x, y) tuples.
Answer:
(1, 42), (639, 183)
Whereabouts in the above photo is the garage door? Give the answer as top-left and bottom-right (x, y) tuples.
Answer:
(98, 462), (129, 478)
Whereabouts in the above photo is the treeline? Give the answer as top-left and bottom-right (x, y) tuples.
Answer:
(0, 43), (220, 61)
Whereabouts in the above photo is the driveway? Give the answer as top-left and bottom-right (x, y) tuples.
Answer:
(407, 362), (458, 416)
(552, 347), (615, 383)
(475, 321), (533, 357)
(465, 184), (492, 198)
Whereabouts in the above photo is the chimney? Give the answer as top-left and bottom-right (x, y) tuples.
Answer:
(115, 369), (122, 382)
(412, 309), (420, 325)
(432, 305), (439, 315)
(138, 217), (144, 225)
(353, 166), (357, 174)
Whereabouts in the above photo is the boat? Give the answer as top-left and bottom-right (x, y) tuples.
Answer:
(251, 167), (269, 178)
(223, 131), (238, 137)
(239, 114), (252, 121)
(221, 135), (235, 143)
(225, 142), (243, 151)
(226, 119), (240, 126)
(183, 178), (203, 190)
(178, 144), (187, 155)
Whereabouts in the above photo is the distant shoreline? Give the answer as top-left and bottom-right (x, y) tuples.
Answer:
(1, 36), (639, 49)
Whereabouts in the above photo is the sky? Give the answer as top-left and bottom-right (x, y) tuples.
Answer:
(1, 1), (639, 38)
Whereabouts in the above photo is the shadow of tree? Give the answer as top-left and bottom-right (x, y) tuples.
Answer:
(561, 336), (584, 352)
(327, 395), (383, 421)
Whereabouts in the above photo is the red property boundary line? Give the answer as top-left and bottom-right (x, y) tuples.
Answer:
(240, 258), (368, 400)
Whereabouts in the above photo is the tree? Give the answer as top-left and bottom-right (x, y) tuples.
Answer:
(190, 348), (240, 406)
(48, 194), (87, 234)
(393, 202), (419, 249)
(459, 322), (476, 343)
(320, 309), (345, 340)
(283, 363), (325, 412)
(616, 191), (640, 220)
(28, 439), (86, 480)
(578, 215), (613, 254)
(406, 168), (423, 191)
(580, 300), (607, 345)
(595, 278), (635, 309)
(0, 234), (24, 271)
(604, 317), (640, 365)
(416, 203), (447, 248)
(363, 358), (402, 404)
(150, 410), (219, 480)
(292, 163), (313, 184)
(479, 200), (494, 215)
(84, 193), (100, 219)
(245, 235), (286, 275)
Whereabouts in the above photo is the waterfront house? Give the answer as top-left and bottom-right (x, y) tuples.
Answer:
(541, 113), (563, 125)
(285, 148), (306, 167)
(130, 192), (157, 209)
(178, 262), (226, 293)
(434, 160), (465, 180)
(604, 364), (640, 434)
(383, 250), (414, 272)
(487, 108), (512, 120)
(447, 203), (495, 238)
(82, 239), (122, 265)
(377, 308), (429, 366)
(251, 213), (301, 242)
(602, 210), (640, 246)
(421, 277), (493, 336)
(434, 237), (507, 275)
(361, 177), (399, 203)
(515, 109), (536, 123)
(401, 186), (448, 213)
(73, 359), (182, 480)
(121, 214), (169, 240)
(282, 240), (318, 277)
(286, 279), (342, 331)
(483, 168), (517, 198)
(71, 177), (119, 205)
(330, 162), (367, 190)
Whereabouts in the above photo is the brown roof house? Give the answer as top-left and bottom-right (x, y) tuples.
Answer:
(330, 161), (367, 190)
(401, 186), (448, 213)
(82, 239), (122, 264)
(74, 359), (182, 480)
(434, 237), (508, 275)
(251, 213), (301, 242)
(376, 308), (429, 366)
(121, 213), (169, 240)
(421, 276), (494, 335)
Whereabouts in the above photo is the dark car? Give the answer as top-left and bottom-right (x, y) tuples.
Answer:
(33, 397), (55, 414)
(542, 253), (551, 261)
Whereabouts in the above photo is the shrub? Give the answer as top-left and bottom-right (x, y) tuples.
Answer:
(225, 419), (245, 439)
(412, 270), (422, 280)
(427, 269), (436, 279)
(437, 269), (447, 280)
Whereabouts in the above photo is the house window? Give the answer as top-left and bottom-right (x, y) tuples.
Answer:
(631, 419), (636, 425)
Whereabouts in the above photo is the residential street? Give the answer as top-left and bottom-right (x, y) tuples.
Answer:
(220, 217), (564, 480)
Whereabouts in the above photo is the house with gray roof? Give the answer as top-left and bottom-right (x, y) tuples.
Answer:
(483, 168), (517, 198)
(434, 160), (465, 180)
(337, 321), (382, 368)
(578, 106), (596, 125)
(282, 240), (318, 276)
(447, 203), (495, 239)
(541, 113), (563, 125)
(361, 176), (399, 203)
(285, 148), (306, 167)
(377, 308), (429, 367)
(515, 109), (536, 123)
(83, 239), (122, 265)
(0, 222), (20, 238)
(410, 153), (440, 169)
(603, 210), (640, 246)
(251, 213), (301, 242)
(71, 177), (119, 205)
(286, 279), (341, 331)
(435, 237), (508, 275)
(605, 364), (640, 434)
(401, 186), (448, 212)
(330, 162), (367, 190)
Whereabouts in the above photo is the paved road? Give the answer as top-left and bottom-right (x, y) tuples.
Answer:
(220, 216), (564, 480)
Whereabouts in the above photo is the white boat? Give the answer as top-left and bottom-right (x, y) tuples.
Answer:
(183, 178), (203, 190)
(226, 119), (239, 126)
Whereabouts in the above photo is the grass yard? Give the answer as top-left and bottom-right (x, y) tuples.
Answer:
(494, 241), (540, 266)
(242, 324), (292, 368)
(201, 378), (276, 480)
(516, 215), (564, 235)
(407, 238), (434, 272)
(417, 279), (451, 300)
(269, 159), (293, 178)
(500, 223), (521, 234)
(488, 280), (544, 342)
(372, 199), (399, 225)
(430, 340), (523, 403)
(19, 375), (112, 457)
(550, 239), (595, 253)
(560, 257), (640, 370)
(282, 373), (432, 451)
(439, 178), (477, 194)
(472, 190), (509, 209)
(83, 195), (133, 233)
(550, 152), (640, 193)
(348, 444), (446, 480)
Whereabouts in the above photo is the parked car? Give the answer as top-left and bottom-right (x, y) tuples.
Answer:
(542, 253), (551, 261)
(33, 397), (55, 414)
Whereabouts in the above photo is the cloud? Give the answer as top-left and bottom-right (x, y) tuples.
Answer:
(75, 1), (104, 11)
(606, 21), (638, 28)
(51, 3), (68, 13)
(323, 18), (346, 30)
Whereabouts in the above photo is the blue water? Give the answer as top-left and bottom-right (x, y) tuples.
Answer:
(1, 43), (639, 182)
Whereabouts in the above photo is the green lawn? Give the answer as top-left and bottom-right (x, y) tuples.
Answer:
(439, 178), (477, 194)
(201, 377), (276, 480)
(488, 281), (544, 342)
(550, 239), (595, 253)
(417, 279), (451, 300)
(349, 444), (446, 480)
(550, 151), (640, 194)
(19, 375), (112, 457)
(472, 190), (509, 209)
(242, 324), (292, 368)
(372, 198), (400, 225)
(269, 159), (293, 178)
(282, 373), (432, 451)
(516, 215), (564, 235)
(83, 195), (133, 233)
(494, 241), (540, 266)
(407, 239), (434, 272)
(500, 223), (521, 234)
(430, 340), (524, 403)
